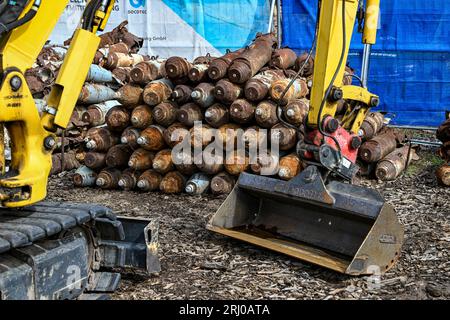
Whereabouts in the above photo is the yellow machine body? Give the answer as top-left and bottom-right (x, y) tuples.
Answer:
(0, 0), (115, 207)
(208, 0), (404, 275)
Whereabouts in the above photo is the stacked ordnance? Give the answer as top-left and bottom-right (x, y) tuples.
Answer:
(26, 21), (147, 176)
(33, 29), (413, 194)
(357, 119), (418, 181)
(436, 118), (450, 186)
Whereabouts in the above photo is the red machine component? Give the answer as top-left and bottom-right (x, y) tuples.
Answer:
(302, 116), (361, 163)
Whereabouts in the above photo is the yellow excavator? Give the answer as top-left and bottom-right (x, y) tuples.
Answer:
(208, 0), (404, 275)
(0, 0), (159, 300)
(0, 0), (403, 300)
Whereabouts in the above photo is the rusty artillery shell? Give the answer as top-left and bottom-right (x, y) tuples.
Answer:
(359, 129), (398, 163)
(224, 152), (250, 176)
(137, 125), (166, 151)
(85, 127), (119, 152)
(143, 78), (174, 106)
(137, 169), (162, 191)
(294, 52), (314, 77)
(108, 42), (130, 54)
(244, 69), (284, 102)
(437, 118), (450, 143)
(208, 49), (244, 81)
(96, 167), (122, 189)
(104, 52), (144, 70)
(283, 99), (309, 126)
(250, 152), (280, 176)
(436, 164), (450, 186)
(271, 123), (297, 151)
(152, 101), (178, 127)
(75, 150), (87, 163)
(128, 148), (155, 171)
(214, 79), (243, 104)
(163, 122), (189, 148)
(130, 59), (165, 84)
(255, 100), (279, 128)
(173, 151), (197, 176)
(105, 105), (130, 132)
(121, 127), (141, 149)
(278, 153), (303, 180)
(171, 85), (193, 104)
(117, 84), (143, 107)
(196, 151), (224, 175)
(73, 166), (97, 187)
(193, 54), (214, 65)
(204, 103), (229, 128)
(270, 48), (297, 69)
(359, 112), (385, 140)
(190, 124), (213, 149)
(188, 64), (210, 83)
(243, 126), (266, 147)
(191, 82), (215, 108)
(78, 84), (118, 104)
(165, 56), (193, 80)
(228, 33), (277, 84)
(71, 105), (88, 123)
(230, 99), (256, 124)
(159, 171), (186, 194)
(216, 123), (241, 147)
(152, 149), (174, 174)
(211, 172), (236, 195)
(105, 144), (133, 168)
(50, 151), (80, 175)
(177, 103), (203, 127)
(112, 67), (132, 83)
(84, 152), (106, 170)
(94, 43), (129, 65)
(185, 173), (210, 195)
(270, 78), (309, 105)
(82, 100), (120, 127)
(375, 146), (414, 181)
(118, 168), (142, 191)
(130, 105), (153, 129)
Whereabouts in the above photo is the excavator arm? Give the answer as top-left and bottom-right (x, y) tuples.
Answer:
(0, 0), (114, 207)
(208, 0), (404, 276)
(300, 0), (381, 181)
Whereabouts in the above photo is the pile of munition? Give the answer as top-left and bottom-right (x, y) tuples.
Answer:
(30, 27), (416, 196)
(436, 118), (450, 186)
(25, 21), (146, 176)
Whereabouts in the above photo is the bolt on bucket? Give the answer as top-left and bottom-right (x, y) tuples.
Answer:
(207, 166), (404, 275)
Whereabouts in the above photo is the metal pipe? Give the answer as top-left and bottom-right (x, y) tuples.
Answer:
(409, 139), (443, 147)
(276, 0), (282, 48)
(361, 44), (371, 88)
(268, 0), (276, 33)
(387, 124), (438, 131)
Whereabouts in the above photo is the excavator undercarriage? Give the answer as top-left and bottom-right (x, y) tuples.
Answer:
(0, 1), (160, 300)
(0, 202), (160, 299)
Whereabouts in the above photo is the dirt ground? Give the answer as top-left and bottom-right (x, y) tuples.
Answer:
(47, 147), (449, 300)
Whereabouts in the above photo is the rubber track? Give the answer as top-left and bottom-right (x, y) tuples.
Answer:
(0, 201), (114, 254)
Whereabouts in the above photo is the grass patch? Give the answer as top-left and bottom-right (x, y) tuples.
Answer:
(406, 152), (444, 176)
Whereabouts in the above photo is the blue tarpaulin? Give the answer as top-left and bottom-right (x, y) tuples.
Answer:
(281, 0), (450, 127)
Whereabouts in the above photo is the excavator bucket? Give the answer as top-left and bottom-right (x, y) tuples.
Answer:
(207, 166), (404, 275)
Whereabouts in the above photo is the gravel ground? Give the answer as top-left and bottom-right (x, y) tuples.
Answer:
(47, 148), (449, 300)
